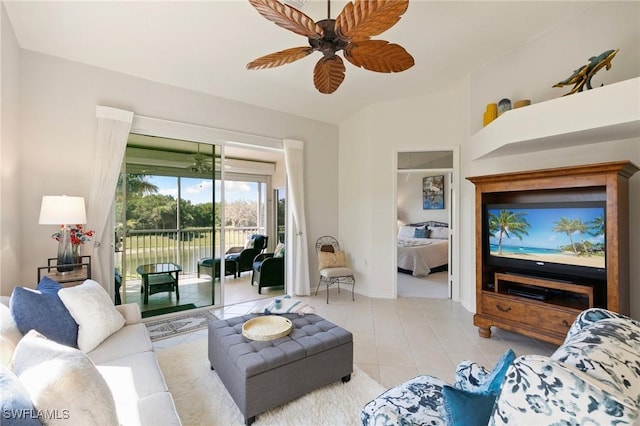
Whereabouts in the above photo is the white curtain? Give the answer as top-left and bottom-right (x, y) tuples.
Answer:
(85, 106), (133, 298)
(284, 139), (310, 296)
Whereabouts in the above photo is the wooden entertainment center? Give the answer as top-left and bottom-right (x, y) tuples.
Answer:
(467, 161), (638, 345)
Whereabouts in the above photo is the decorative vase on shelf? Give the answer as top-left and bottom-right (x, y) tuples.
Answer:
(56, 227), (74, 274)
(72, 245), (81, 268)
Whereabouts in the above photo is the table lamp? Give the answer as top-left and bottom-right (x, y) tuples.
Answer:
(39, 195), (87, 274)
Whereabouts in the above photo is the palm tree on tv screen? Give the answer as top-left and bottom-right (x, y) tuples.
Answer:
(553, 217), (582, 255)
(587, 214), (605, 237)
(489, 210), (531, 255)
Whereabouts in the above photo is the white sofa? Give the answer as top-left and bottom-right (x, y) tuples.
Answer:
(1, 295), (181, 426)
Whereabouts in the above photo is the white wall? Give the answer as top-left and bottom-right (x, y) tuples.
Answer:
(397, 172), (449, 225)
(340, 84), (469, 298)
(339, 1), (640, 318)
(0, 3), (22, 292)
(464, 1), (640, 317)
(470, 2), (640, 135)
(3, 49), (339, 295)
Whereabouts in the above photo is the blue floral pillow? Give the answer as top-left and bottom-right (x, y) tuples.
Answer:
(9, 276), (79, 348)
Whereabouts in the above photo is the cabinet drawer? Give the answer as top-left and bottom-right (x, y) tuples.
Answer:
(481, 293), (577, 333)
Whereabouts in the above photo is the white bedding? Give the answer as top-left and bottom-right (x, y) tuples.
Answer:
(397, 237), (448, 277)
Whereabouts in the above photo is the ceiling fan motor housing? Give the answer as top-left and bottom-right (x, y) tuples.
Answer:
(309, 19), (348, 57)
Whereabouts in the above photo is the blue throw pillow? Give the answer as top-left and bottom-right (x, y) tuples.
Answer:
(0, 365), (42, 426)
(10, 277), (79, 348)
(443, 385), (497, 426)
(483, 349), (516, 393)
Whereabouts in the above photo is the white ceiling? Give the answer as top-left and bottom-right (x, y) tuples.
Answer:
(4, 0), (596, 124)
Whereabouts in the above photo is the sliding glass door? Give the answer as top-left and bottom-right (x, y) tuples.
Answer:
(115, 136), (220, 316)
(115, 134), (285, 317)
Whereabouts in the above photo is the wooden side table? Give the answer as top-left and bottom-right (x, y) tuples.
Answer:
(37, 256), (92, 287)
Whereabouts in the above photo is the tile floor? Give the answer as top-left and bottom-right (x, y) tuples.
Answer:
(123, 273), (285, 315)
(151, 289), (558, 389)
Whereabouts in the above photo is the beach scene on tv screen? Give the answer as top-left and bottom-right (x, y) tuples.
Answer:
(487, 206), (605, 269)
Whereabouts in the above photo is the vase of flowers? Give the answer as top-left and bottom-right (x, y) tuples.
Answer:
(52, 224), (94, 267)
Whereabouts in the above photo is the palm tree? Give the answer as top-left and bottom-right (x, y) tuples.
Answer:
(587, 214), (605, 237)
(123, 174), (159, 196)
(552, 217), (581, 254)
(488, 210), (531, 255)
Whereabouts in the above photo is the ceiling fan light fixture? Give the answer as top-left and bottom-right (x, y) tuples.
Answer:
(190, 146), (213, 174)
(246, 0), (414, 94)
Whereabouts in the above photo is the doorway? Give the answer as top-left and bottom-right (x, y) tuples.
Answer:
(395, 149), (459, 299)
(115, 133), (286, 316)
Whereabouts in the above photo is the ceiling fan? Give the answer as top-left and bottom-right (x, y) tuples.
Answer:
(190, 145), (213, 174)
(246, 0), (415, 94)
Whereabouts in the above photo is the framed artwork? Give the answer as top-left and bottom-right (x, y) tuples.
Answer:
(423, 175), (445, 209)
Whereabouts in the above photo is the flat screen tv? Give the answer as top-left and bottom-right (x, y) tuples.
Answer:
(483, 201), (606, 281)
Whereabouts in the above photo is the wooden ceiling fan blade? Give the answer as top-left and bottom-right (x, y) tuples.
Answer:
(313, 56), (346, 94)
(344, 40), (414, 72)
(335, 0), (409, 40)
(249, 0), (323, 39)
(247, 47), (314, 70)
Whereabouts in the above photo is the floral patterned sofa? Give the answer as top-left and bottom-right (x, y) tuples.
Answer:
(361, 308), (640, 425)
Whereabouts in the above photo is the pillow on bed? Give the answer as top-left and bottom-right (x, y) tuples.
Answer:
(429, 227), (449, 239)
(414, 228), (430, 239)
(398, 225), (423, 238)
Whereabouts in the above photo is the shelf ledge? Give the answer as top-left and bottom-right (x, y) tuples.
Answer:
(471, 77), (640, 160)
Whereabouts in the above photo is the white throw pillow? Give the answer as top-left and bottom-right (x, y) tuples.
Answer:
(58, 280), (125, 352)
(398, 225), (422, 238)
(429, 226), (449, 239)
(11, 330), (118, 426)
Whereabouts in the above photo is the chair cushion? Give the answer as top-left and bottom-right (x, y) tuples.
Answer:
(10, 276), (79, 348)
(226, 253), (240, 261)
(320, 267), (354, 278)
(198, 258), (213, 267)
(251, 234), (267, 249)
(318, 250), (346, 269)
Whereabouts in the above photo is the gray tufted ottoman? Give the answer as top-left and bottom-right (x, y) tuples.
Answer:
(208, 313), (353, 426)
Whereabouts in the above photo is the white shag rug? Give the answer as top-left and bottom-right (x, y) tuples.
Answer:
(156, 339), (385, 426)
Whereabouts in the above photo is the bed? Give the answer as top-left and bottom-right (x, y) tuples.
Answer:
(397, 221), (449, 277)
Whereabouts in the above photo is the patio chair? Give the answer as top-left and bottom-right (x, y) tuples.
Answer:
(225, 234), (268, 277)
(251, 245), (285, 294)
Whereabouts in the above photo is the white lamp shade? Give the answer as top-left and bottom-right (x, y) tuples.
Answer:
(39, 195), (87, 225)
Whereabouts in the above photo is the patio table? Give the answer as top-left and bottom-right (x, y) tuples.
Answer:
(136, 262), (182, 304)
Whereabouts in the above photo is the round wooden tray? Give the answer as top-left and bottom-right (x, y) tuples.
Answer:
(242, 316), (293, 341)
